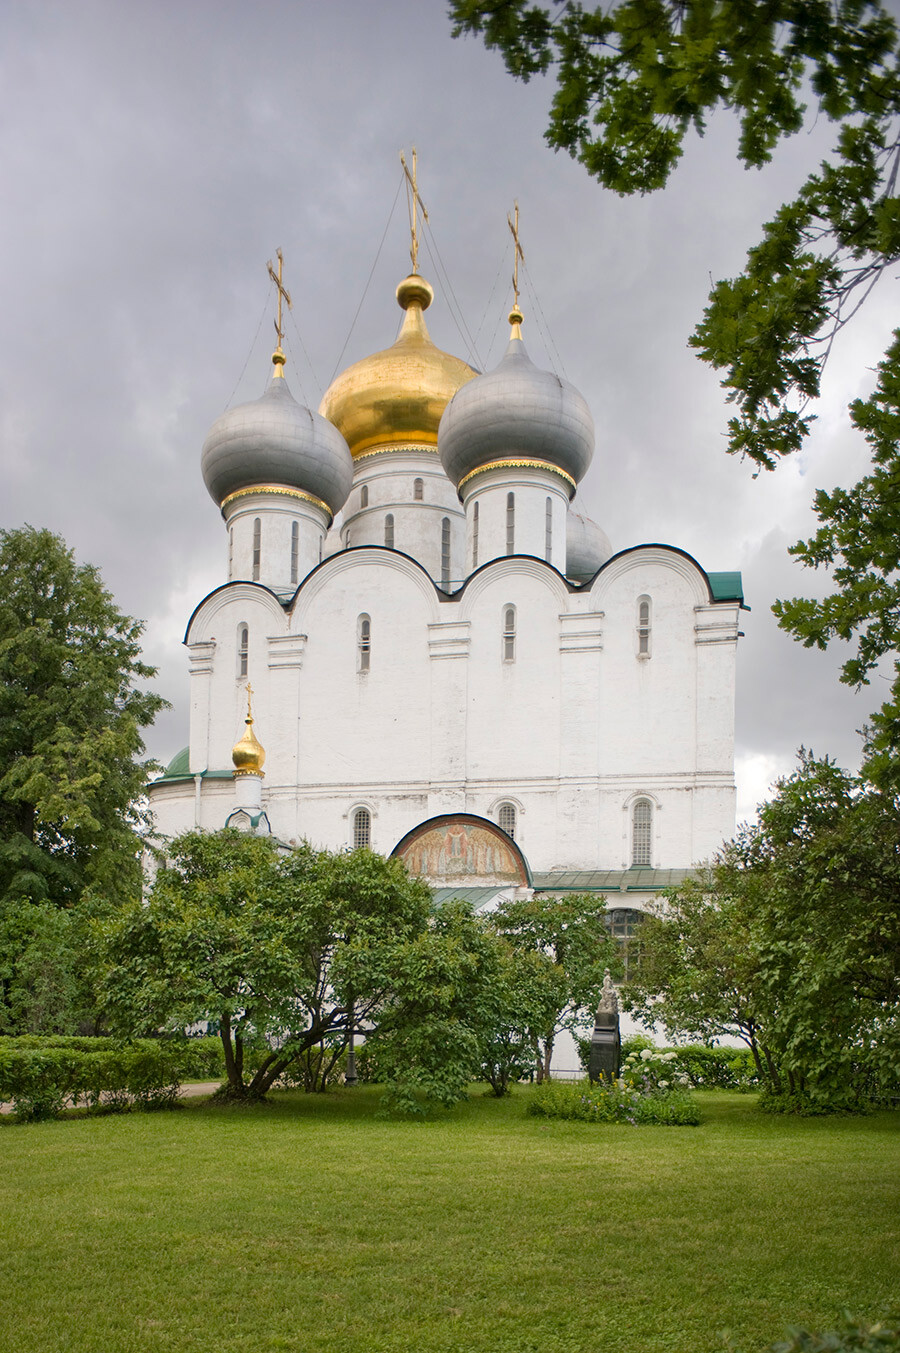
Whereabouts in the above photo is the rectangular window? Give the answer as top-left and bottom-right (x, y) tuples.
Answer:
(545, 497), (552, 562)
(472, 501), (479, 569)
(441, 517), (451, 587)
(506, 493), (515, 556)
(290, 521), (299, 585)
(252, 518), (261, 581)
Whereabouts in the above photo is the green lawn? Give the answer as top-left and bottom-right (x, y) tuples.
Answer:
(1, 1088), (897, 1353)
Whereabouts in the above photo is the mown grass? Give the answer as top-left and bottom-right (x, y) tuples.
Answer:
(1, 1087), (897, 1353)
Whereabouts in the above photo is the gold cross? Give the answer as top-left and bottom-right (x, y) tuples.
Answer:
(246, 682), (254, 722)
(266, 248), (292, 350)
(400, 147), (429, 274)
(508, 201), (525, 310)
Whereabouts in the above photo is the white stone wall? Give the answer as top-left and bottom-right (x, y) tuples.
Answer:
(153, 513), (741, 874)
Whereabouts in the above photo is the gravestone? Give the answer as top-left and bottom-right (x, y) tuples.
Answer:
(588, 969), (621, 1084)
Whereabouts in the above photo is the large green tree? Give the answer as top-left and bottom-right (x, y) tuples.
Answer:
(624, 753), (900, 1104)
(98, 831), (520, 1110)
(0, 526), (166, 910)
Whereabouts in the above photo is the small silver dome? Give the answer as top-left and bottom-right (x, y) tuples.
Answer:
(566, 510), (613, 582)
(439, 334), (594, 491)
(201, 376), (353, 516)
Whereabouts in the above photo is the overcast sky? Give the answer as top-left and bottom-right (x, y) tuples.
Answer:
(3, 0), (898, 825)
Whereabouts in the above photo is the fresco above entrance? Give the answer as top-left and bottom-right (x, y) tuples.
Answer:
(391, 814), (530, 886)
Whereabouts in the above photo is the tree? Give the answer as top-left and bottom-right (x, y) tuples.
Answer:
(624, 752), (900, 1104)
(451, 0), (900, 467)
(97, 830), (436, 1101)
(489, 892), (619, 1081)
(0, 526), (166, 910)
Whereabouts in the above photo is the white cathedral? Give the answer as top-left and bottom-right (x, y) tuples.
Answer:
(149, 244), (744, 934)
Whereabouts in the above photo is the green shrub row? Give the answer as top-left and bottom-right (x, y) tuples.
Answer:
(0, 1039), (223, 1122)
(527, 1078), (700, 1126)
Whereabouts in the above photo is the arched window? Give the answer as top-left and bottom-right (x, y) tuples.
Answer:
(357, 613), (371, 672)
(353, 807), (371, 849)
(252, 518), (261, 581)
(384, 514), (394, 549)
(632, 799), (652, 867)
(502, 605), (516, 662)
(290, 521), (299, 585)
(545, 497), (553, 561)
(237, 624), (249, 678)
(637, 595), (651, 657)
(498, 803), (517, 839)
(360, 485), (369, 509)
(506, 492), (515, 555)
(228, 527), (234, 574)
(441, 517), (451, 586)
(472, 500), (479, 569)
(413, 478), (424, 501)
(606, 908), (643, 980)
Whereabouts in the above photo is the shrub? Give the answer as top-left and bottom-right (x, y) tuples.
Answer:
(527, 1078), (700, 1126)
(0, 1038), (205, 1121)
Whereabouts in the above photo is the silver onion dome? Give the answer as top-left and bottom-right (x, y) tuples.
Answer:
(201, 375), (353, 516)
(566, 510), (613, 582)
(438, 330), (594, 492)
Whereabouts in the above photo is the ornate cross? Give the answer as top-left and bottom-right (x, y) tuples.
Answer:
(400, 147), (429, 274)
(266, 248), (292, 350)
(245, 682), (254, 722)
(508, 201), (525, 310)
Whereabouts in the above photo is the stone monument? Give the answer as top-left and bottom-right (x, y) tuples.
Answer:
(588, 969), (621, 1084)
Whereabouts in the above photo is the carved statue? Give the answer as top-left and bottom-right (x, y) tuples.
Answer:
(588, 968), (621, 1084)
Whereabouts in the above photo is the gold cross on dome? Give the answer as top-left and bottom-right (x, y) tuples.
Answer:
(508, 201), (525, 310)
(266, 248), (292, 351)
(400, 147), (429, 275)
(245, 682), (254, 722)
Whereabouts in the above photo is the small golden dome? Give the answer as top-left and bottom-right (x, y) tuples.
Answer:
(232, 691), (266, 778)
(319, 273), (477, 459)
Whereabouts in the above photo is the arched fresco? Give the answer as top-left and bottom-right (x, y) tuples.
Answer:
(391, 813), (531, 886)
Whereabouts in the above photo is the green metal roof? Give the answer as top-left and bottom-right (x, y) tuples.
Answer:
(152, 747), (233, 784)
(531, 868), (694, 893)
(707, 571), (744, 604)
(432, 887), (513, 908)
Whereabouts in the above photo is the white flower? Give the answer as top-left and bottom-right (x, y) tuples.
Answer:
(658, 1079), (669, 1089)
(640, 1049), (654, 1061)
(663, 1051), (678, 1062)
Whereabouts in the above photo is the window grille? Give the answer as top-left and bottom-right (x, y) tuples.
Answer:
(385, 514), (394, 549)
(502, 605), (516, 662)
(290, 521), (299, 585)
(606, 908), (643, 980)
(413, 478), (424, 501)
(252, 518), (261, 581)
(506, 492), (515, 555)
(498, 803), (516, 839)
(358, 614), (371, 672)
(632, 799), (652, 866)
(441, 517), (451, 586)
(353, 807), (371, 849)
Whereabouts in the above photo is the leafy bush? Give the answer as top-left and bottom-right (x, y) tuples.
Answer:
(757, 1088), (869, 1117)
(0, 1038), (210, 1121)
(575, 1037), (759, 1090)
(527, 1077), (700, 1126)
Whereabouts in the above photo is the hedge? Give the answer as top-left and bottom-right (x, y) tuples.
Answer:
(0, 1036), (224, 1122)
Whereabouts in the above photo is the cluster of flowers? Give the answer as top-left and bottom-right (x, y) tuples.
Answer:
(620, 1047), (692, 1096)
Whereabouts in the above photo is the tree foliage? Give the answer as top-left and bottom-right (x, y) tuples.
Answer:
(97, 830), (437, 1102)
(0, 526), (166, 910)
(624, 752), (900, 1106)
(451, 0), (900, 468)
(490, 891), (619, 1080)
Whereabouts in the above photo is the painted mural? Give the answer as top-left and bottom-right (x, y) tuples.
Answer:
(395, 816), (528, 885)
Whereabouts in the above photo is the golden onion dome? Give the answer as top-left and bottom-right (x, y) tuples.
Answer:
(232, 696), (266, 778)
(319, 273), (477, 459)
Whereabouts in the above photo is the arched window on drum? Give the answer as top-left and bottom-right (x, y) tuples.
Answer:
(352, 807), (371, 849)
